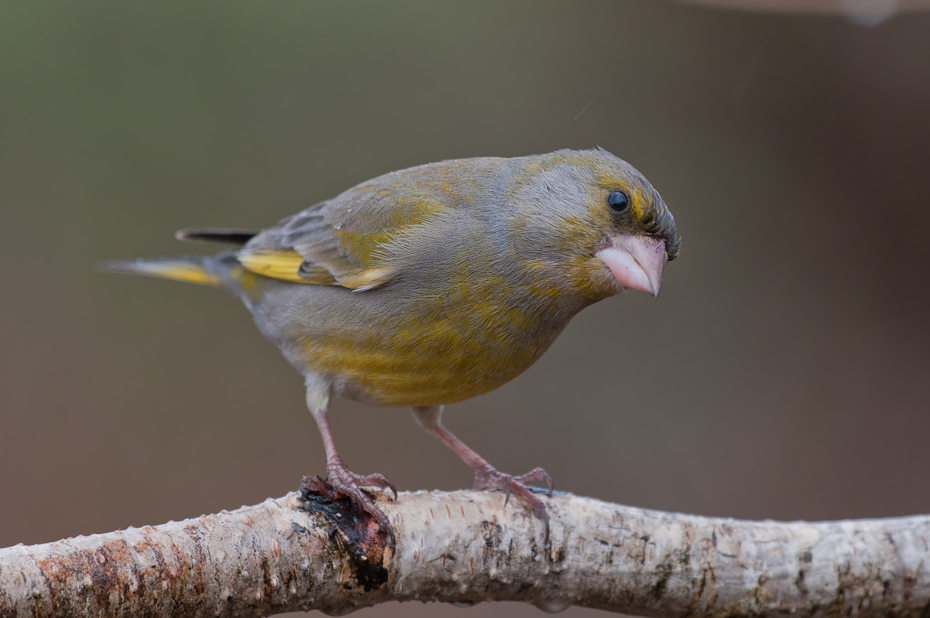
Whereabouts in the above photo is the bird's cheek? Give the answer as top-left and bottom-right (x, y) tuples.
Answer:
(564, 256), (625, 299)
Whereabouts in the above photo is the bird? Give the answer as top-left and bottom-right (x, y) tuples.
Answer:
(105, 148), (680, 541)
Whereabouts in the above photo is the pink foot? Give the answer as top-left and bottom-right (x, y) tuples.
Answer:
(473, 465), (552, 542)
(327, 459), (397, 541)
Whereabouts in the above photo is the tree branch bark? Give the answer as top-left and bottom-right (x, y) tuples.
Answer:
(1, 478), (928, 617)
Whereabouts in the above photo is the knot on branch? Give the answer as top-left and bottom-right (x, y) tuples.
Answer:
(297, 476), (393, 592)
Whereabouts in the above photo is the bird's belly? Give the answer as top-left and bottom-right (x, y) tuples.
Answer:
(299, 313), (556, 407)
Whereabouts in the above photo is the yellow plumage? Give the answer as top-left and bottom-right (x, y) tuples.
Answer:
(101, 259), (221, 287)
(236, 250), (316, 284)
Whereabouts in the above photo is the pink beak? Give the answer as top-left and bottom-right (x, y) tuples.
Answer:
(595, 235), (667, 297)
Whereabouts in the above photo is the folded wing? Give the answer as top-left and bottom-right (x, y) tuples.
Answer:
(235, 187), (451, 291)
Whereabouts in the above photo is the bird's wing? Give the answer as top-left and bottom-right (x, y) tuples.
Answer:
(235, 188), (451, 292)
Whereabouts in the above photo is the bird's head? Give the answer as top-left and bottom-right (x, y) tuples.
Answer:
(506, 148), (680, 303)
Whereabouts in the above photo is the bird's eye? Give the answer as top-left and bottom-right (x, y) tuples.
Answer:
(607, 190), (630, 213)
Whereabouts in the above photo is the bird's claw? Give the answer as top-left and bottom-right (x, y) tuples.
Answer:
(343, 470), (397, 501)
(473, 464), (552, 544)
(326, 460), (397, 542)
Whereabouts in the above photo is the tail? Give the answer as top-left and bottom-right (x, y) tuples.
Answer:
(175, 228), (257, 245)
(101, 256), (225, 287)
(102, 227), (259, 287)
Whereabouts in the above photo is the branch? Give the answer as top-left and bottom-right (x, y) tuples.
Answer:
(1, 478), (928, 617)
(677, 0), (930, 14)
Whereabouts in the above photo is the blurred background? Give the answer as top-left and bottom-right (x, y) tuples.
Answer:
(1, 1), (929, 616)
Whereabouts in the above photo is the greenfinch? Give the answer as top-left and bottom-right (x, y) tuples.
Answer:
(106, 148), (680, 540)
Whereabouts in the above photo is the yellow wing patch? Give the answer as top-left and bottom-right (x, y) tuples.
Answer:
(338, 266), (395, 291)
(236, 249), (393, 290)
(237, 250), (335, 285)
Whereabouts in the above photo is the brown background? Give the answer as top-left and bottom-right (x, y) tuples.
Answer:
(2, 2), (929, 616)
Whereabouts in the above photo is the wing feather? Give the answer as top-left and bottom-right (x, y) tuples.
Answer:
(234, 177), (455, 291)
(236, 250), (338, 285)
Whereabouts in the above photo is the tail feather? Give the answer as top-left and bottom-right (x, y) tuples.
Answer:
(175, 229), (257, 245)
(101, 257), (223, 287)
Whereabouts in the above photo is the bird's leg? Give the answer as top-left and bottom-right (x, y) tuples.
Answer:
(412, 406), (552, 539)
(306, 384), (396, 537)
